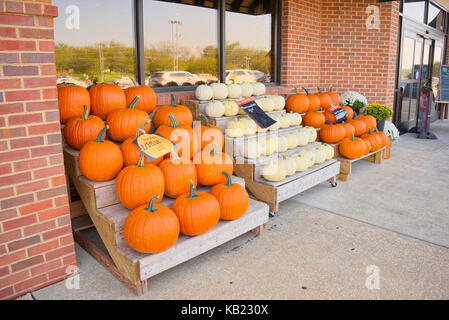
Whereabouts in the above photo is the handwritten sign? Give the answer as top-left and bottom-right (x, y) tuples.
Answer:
(327, 105), (347, 123)
(133, 133), (173, 161)
(235, 97), (276, 129)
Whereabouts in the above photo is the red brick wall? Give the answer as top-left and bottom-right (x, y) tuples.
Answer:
(0, 0), (76, 300)
(281, 0), (400, 107)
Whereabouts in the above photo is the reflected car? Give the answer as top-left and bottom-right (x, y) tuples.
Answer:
(225, 69), (256, 84)
(249, 70), (270, 82)
(113, 76), (135, 89)
(147, 71), (204, 87)
(56, 76), (88, 87)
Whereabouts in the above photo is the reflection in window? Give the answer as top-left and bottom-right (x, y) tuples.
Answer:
(403, 0), (425, 23)
(225, 0), (273, 83)
(143, 0), (218, 87)
(401, 37), (415, 80)
(428, 3), (445, 31)
(54, 0), (136, 88)
(432, 45), (443, 98)
(413, 40), (422, 80)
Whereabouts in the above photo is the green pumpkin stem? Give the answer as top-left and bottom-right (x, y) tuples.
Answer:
(350, 133), (356, 141)
(293, 87), (299, 94)
(168, 113), (180, 128)
(200, 114), (210, 127)
(325, 120), (333, 125)
(209, 143), (218, 156)
(137, 151), (145, 167)
(127, 95), (140, 109)
(133, 120), (151, 140)
(368, 128), (372, 135)
(317, 87), (322, 93)
(222, 171), (233, 187)
(145, 196), (159, 212)
(81, 105), (89, 120)
(187, 180), (199, 198)
(302, 87), (309, 95)
(169, 146), (181, 163)
(170, 94), (177, 107)
(95, 125), (108, 143)
(314, 108), (322, 113)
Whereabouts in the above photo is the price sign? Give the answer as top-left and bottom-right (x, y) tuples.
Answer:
(439, 65), (449, 102)
(327, 105), (347, 123)
(133, 133), (174, 161)
(235, 97), (276, 129)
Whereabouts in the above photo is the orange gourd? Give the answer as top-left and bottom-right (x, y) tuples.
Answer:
(286, 87), (310, 114)
(340, 122), (356, 138)
(358, 113), (377, 133)
(124, 85), (157, 114)
(199, 114), (224, 151)
(361, 128), (382, 152)
(303, 108), (325, 128)
(194, 145), (233, 186)
(123, 196), (179, 253)
(89, 83), (126, 120)
(341, 106), (354, 121)
(171, 180), (220, 236)
(346, 114), (367, 136)
(328, 86), (341, 105)
(376, 129), (389, 147)
(303, 87), (321, 111)
(79, 126), (123, 181)
(210, 171), (249, 221)
(64, 105), (105, 150)
(57, 83), (91, 123)
(319, 121), (346, 143)
(153, 93), (193, 128)
(339, 134), (367, 159)
(317, 87), (333, 110)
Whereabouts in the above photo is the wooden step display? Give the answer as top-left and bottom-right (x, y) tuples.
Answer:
(63, 145), (269, 295)
(337, 146), (386, 181)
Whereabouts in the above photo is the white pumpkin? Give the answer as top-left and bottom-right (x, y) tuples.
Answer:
(298, 149), (315, 167)
(205, 100), (225, 118)
(239, 117), (257, 135)
(263, 160), (286, 182)
(252, 82), (266, 96)
(261, 137), (277, 156)
(294, 130), (309, 146)
(319, 143), (334, 160)
(277, 135), (289, 153)
(281, 157), (296, 176)
(240, 83), (253, 97)
(268, 117), (281, 131)
(238, 107), (246, 115)
(279, 115), (291, 129)
(294, 154), (309, 172)
(285, 133), (298, 149)
(225, 118), (245, 137)
(286, 112), (302, 126)
(223, 100), (239, 116)
(313, 148), (326, 164)
(304, 126), (317, 143)
(210, 83), (228, 100)
(195, 84), (213, 101)
(227, 83), (242, 99)
(254, 99), (265, 111)
(261, 97), (275, 112)
(240, 139), (262, 159)
(257, 124), (269, 133)
(271, 95), (286, 110)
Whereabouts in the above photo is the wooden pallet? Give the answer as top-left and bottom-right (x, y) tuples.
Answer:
(63, 145), (269, 295)
(234, 159), (340, 214)
(336, 146), (386, 181)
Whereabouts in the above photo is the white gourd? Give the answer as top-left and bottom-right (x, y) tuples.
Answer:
(210, 83), (228, 100)
(239, 117), (257, 135)
(240, 139), (262, 159)
(255, 99), (265, 111)
(195, 84), (213, 101)
(252, 82), (266, 96)
(261, 137), (277, 155)
(279, 115), (291, 129)
(223, 100), (239, 116)
(271, 95), (286, 110)
(281, 157), (296, 176)
(269, 117), (281, 131)
(287, 112), (302, 126)
(257, 124), (269, 133)
(295, 130), (309, 146)
(277, 135), (289, 153)
(227, 83), (242, 99)
(313, 148), (326, 164)
(305, 126), (317, 143)
(319, 143), (334, 160)
(240, 83), (253, 97)
(205, 100), (225, 118)
(238, 107), (246, 115)
(298, 149), (315, 167)
(263, 160), (286, 182)
(294, 154), (309, 172)
(285, 133), (298, 149)
(225, 119), (245, 137)
(261, 97), (275, 112)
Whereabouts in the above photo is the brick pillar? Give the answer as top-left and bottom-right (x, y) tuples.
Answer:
(0, 1), (76, 300)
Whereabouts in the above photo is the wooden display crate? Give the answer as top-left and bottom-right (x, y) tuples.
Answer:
(336, 146), (386, 181)
(63, 145), (269, 295)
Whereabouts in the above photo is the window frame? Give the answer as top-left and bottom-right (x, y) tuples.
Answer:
(134, 0), (282, 92)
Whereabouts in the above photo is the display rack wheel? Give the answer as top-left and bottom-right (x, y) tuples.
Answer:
(331, 182), (337, 187)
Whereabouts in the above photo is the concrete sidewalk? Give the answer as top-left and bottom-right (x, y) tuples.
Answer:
(32, 121), (449, 300)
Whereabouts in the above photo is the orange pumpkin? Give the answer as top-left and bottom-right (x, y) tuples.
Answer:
(153, 94), (193, 128)
(319, 121), (346, 144)
(303, 87), (321, 111)
(324, 106), (345, 124)
(57, 83), (91, 123)
(361, 137), (371, 154)
(376, 129), (389, 147)
(286, 88), (310, 113)
(210, 171), (249, 221)
(89, 83), (126, 120)
(346, 114), (367, 136)
(171, 180), (220, 236)
(328, 86), (341, 105)
(64, 105), (105, 150)
(317, 87), (333, 110)
(303, 108), (325, 128)
(341, 105), (354, 121)
(120, 120), (163, 167)
(340, 122), (356, 138)
(198, 114), (224, 151)
(79, 126), (123, 181)
(155, 113), (197, 159)
(158, 150), (197, 199)
(339, 134), (366, 159)
(194, 146), (233, 186)
(123, 196), (179, 253)
(124, 84), (157, 114)
(358, 113), (377, 133)
(361, 128), (382, 152)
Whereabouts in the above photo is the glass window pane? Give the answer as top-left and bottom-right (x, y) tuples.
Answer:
(403, 0), (426, 23)
(413, 40), (422, 80)
(428, 3), (445, 31)
(401, 37), (415, 80)
(432, 45), (443, 98)
(225, 0), (273, 84)
(54, 0), (136, 88)
(143, 0), (218, 87)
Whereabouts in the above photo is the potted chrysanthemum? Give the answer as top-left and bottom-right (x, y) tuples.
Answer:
(365, 103), (393, 131)
(340, 91), (368, 115)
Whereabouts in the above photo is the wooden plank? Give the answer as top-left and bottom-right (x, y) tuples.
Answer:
(71, 214), (94, 232)
(337, 146), (386, 163)
(69, 199), (87, 219)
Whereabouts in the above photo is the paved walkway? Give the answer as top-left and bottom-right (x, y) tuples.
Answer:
(32, 121), (449, 300)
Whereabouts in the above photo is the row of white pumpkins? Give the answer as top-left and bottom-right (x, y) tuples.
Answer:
(205, 95), (285, 118)
(262, 144), (335, 182)
(225, 113), (302, 138)
(240, 127), (317, 159)
(195, 82), (267, 101)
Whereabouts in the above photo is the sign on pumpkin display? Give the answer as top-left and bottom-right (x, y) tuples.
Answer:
(327, 105), (347, 123)
(133, 133), (174, 161)
(236, 97), (276, 129)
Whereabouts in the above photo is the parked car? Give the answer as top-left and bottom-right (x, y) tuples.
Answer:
(147, 71), (204, 87)
(225, 69), (256, 84)
(56, 75), (88, 87)
(113, 76), (136, 89)
(249, 70), (271, 82)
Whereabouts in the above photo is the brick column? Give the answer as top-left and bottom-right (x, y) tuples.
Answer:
(0, 0), (76, 300)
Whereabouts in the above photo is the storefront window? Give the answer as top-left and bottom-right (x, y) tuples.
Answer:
(54, 0), (137, 88)
(428, 3), (445, 31)
(143, 0), (218, 87)
(403, 0), (426, 23)
(225, 0), (273, 84)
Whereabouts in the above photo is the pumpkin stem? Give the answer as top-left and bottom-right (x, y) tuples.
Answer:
(133, 120), (150, 139)
(136, 151), (145, 167)
(368, 128), (372, 135)
(168, 113), (180, 128)
(209, 143), (218, 156)
(81, 105), (89, 120)
(169, 147), (181, 163)
(222, 171), (233, 187)
(127, 95), (140, 109)
(145, 196), (159, 212)
(314, 108), (322, 113)
(293, 87), (298, 94)
(352, 113), (358, 120)
(94, 125), (108, 143)
(200, 114), (210, 127)
(325, 120), (333, 125)
(186, 180), (199, 198)
(350, 133), (356, 141)
(302, 87), (309, 95)
(329, 85), (333, 92)
(170, 94), (177, 107)
(317, 87), (322, 93)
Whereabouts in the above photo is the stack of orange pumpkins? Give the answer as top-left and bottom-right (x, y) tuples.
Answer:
(339, 128), (389, 160)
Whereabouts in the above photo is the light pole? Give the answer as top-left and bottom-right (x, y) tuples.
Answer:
(168, 19), (182, 71)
